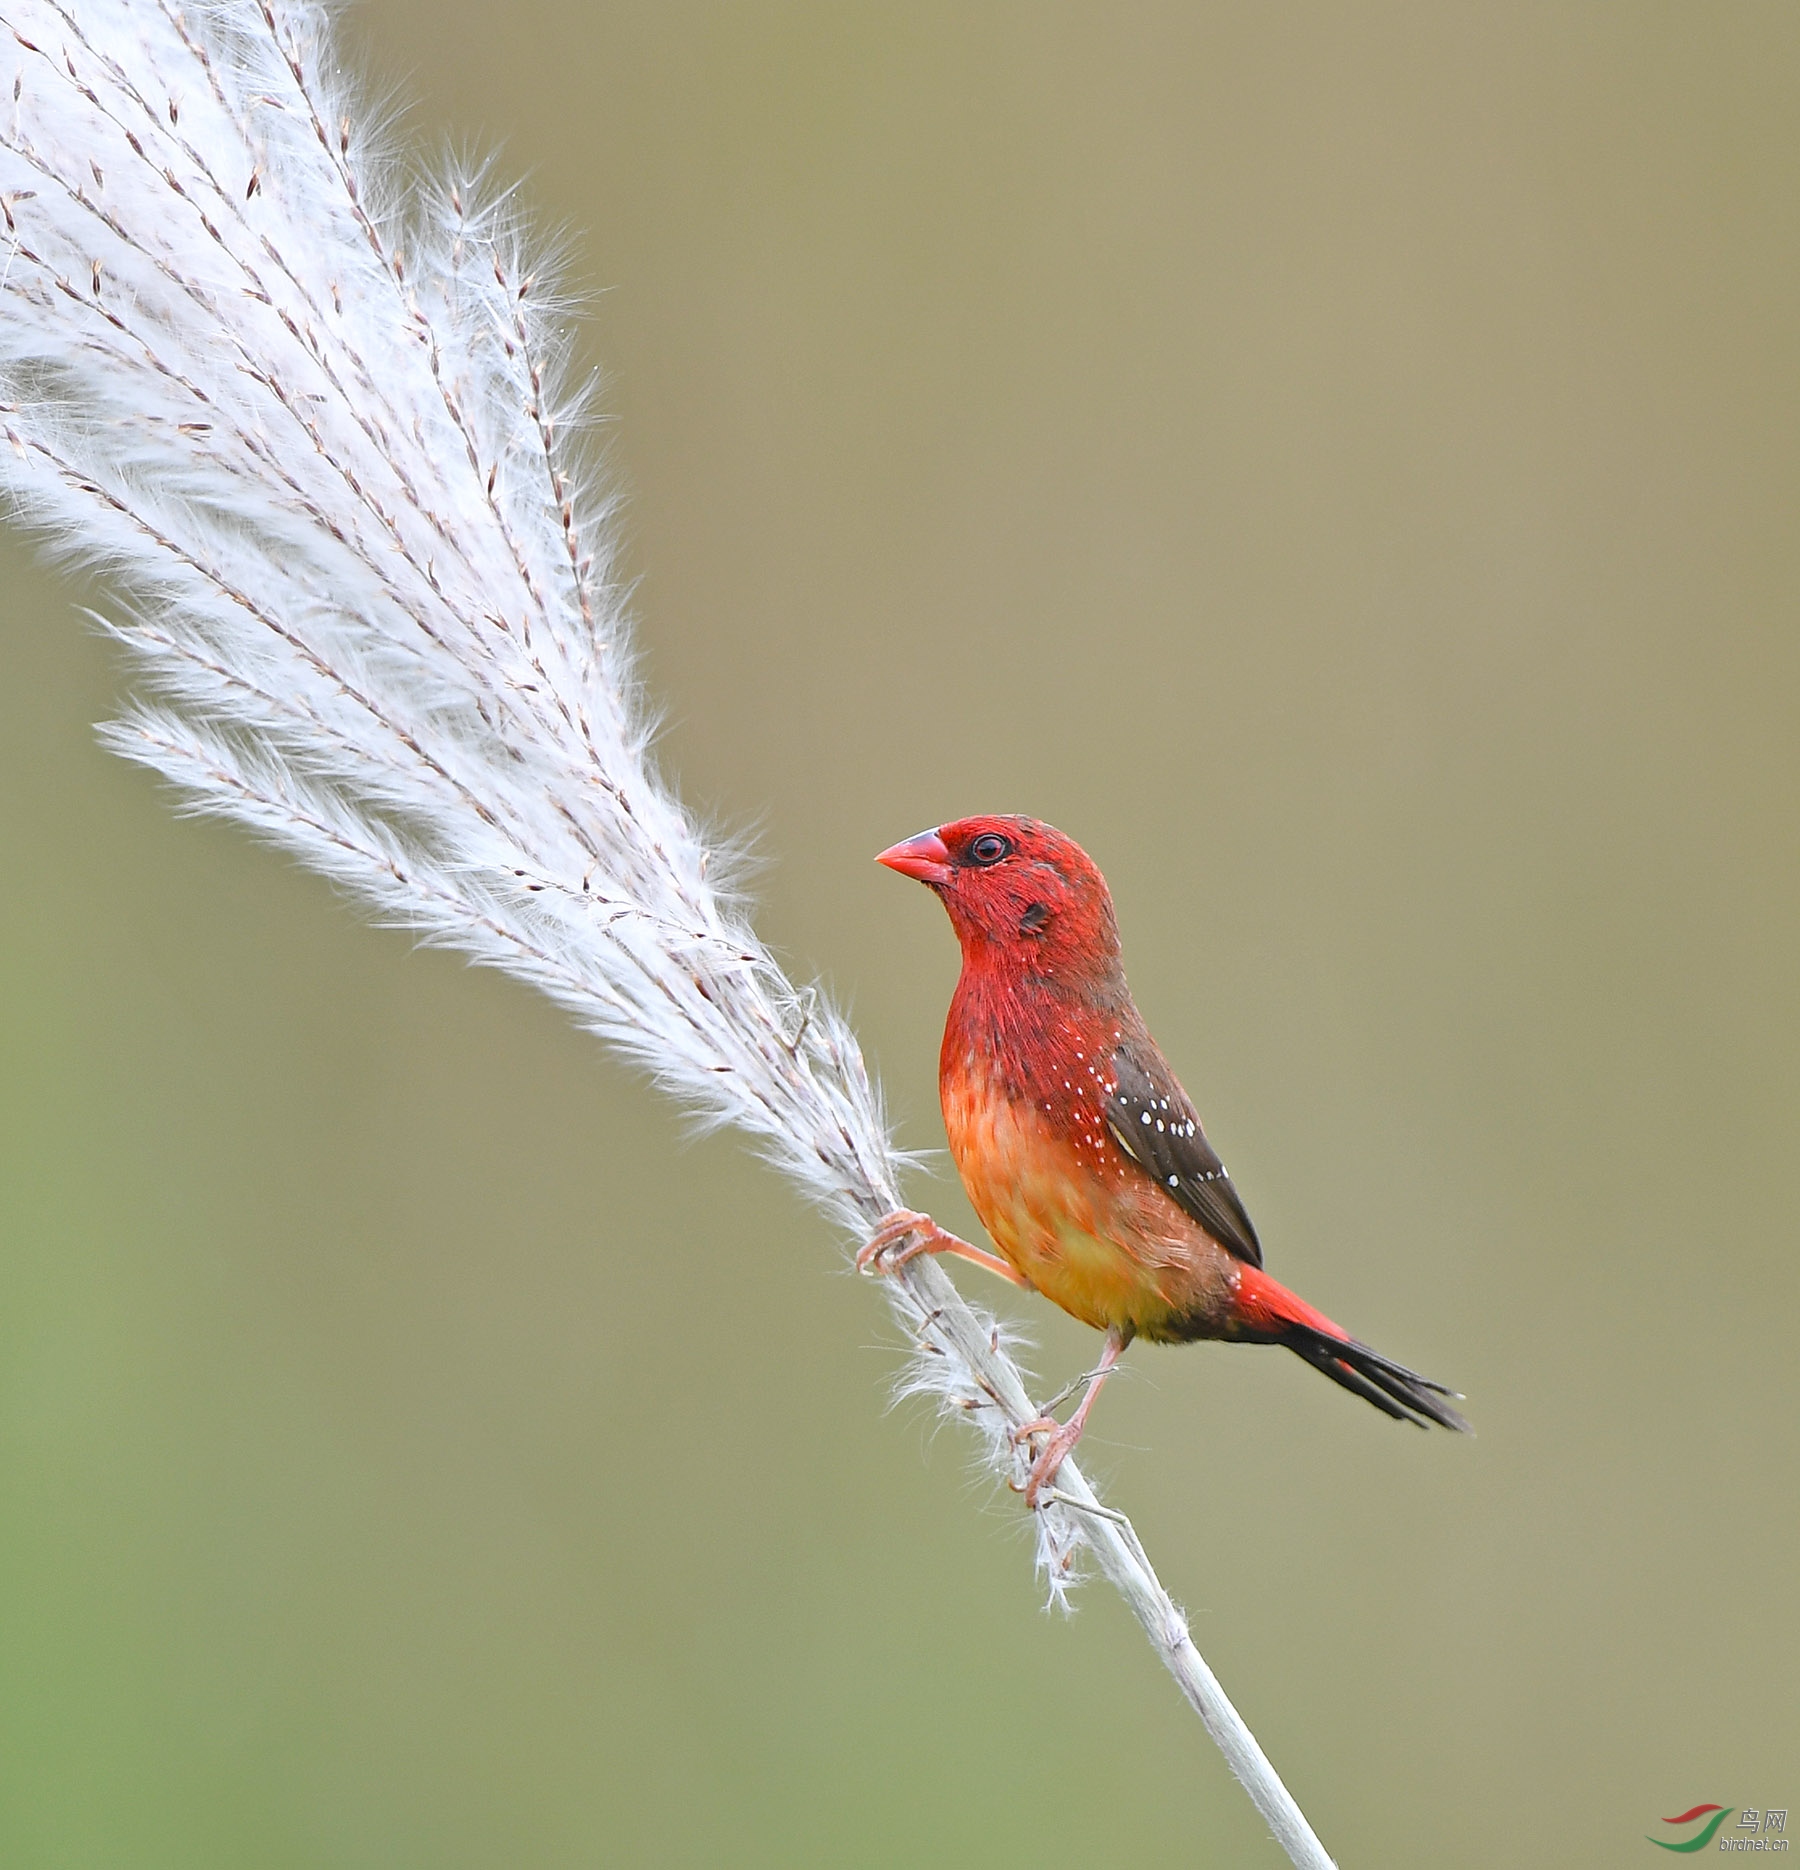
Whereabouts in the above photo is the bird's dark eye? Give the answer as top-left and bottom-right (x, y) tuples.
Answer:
(968, 833), (1011, 866)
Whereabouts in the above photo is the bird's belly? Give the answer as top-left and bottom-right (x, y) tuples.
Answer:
(942, 1077), (1207, 1336)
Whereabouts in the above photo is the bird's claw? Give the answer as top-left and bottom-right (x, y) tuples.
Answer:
(1018, 1422), (1082, 1509)
(856, 1207), (936, 1277)
(1008, 1414), (1078, 1508)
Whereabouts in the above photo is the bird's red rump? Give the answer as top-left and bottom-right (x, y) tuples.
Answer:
(1230, 1264), (1346, 1342)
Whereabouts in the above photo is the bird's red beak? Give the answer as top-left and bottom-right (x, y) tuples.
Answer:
(875, 828), (954, 887)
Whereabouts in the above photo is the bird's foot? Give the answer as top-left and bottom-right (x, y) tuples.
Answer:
(857, 1210), (1028, 1287)
(856, 1208), (948, 1275)
(1008, 1326), (1129, 1508)
(1013, 1418), (1085, 1510)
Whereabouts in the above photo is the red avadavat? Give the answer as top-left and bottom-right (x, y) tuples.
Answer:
(871, 815), (1469, 1505)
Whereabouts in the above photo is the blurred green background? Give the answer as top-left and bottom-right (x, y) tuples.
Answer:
(2, 3), (1796, 1864)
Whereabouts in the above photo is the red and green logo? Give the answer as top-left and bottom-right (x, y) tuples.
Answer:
(1650, 1805), (1735, 1852)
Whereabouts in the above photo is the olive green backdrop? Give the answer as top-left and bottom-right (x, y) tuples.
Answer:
(2, 4), (1794, 1865)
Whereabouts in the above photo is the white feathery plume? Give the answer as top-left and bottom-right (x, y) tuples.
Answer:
(0, 5), (1333, 1862)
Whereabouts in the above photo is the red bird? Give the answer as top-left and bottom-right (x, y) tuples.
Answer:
(868, 815), (1468, 1506)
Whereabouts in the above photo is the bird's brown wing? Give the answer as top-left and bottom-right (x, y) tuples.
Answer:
(1105, 1045), (1263, 1268)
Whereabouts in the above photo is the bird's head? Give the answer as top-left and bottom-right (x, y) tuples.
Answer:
(876, 815), (1123, 987)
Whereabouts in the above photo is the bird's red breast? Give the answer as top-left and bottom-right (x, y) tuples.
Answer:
(940, 1013), (1238, 1339)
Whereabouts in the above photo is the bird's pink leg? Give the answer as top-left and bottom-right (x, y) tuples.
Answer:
(857, 1207), (1027, 1287)
(1013, 1326), (1129, 1508)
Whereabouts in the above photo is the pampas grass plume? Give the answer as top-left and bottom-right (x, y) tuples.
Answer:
(0, 6), (1333, 1862)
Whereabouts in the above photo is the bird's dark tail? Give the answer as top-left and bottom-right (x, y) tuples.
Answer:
(1232, 1265), (1471, 1433)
